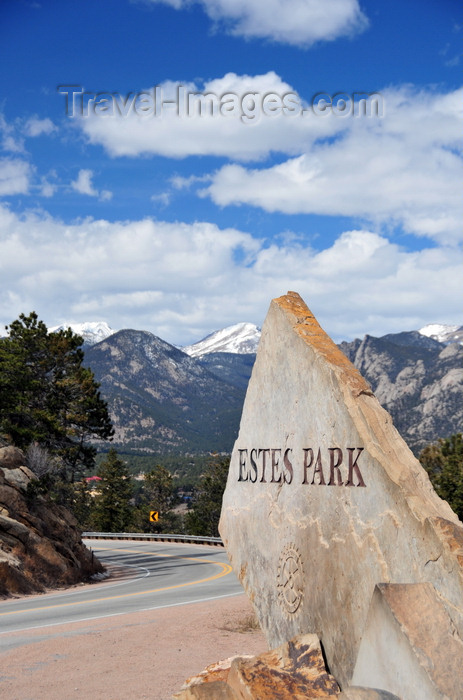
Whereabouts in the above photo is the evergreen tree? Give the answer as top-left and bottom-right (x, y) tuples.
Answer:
(144, 465), (175, 513)
(0, 312), (51, 446)
(132, 465), (179, 532)
(92, 449), (133, 532)
(0, 312), (113, 481)
(72, 480), (94, 530)
(420, 433), (463, 520)
(185, 457), (229, 536)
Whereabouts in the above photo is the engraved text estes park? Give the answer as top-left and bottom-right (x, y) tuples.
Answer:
(237, 447), (366, 487)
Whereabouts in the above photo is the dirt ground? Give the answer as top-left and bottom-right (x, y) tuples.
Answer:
(0, 593), (267, 700)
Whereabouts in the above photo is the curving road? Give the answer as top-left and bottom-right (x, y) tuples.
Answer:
(0, 540), (242, 652)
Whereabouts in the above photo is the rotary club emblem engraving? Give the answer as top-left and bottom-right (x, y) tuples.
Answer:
(277, 544), (304, 614)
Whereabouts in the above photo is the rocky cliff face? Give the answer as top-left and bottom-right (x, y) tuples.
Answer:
(0, 445), (103, 597)
(339, 332), (463, 454)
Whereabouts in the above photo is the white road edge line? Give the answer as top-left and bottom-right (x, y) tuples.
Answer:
(141, 591), (243, 613)
(0, 561), (151, 608)
(1, 592), (244, 636)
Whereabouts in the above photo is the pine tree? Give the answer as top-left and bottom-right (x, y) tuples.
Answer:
(92, 449), (133, 532)
(0, 312), (113, 481)
(132, 464), (179, 533)
(72, 480), (95, 530)
(420, 433), (463, 520)
(143, 465), (175, 514)
(0, 312), (52, 446)
(185, 457), (229, 536)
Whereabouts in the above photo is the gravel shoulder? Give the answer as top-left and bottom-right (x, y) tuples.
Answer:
(0, 593), (267, 700)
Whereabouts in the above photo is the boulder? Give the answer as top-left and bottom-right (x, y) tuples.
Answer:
(178, 656), (253, 690)
(0, 446), (103, 596)
(3, 466), (35, 491)
(0, 446), (26, 470)
(0, 513), (32, 545)
(219, 291), (463, 687)
(173, 634), (339, 700)
(227, 634), (339, 699)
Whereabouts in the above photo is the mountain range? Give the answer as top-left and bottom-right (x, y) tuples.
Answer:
(84, 330), (243, 454)
(182, 322), (261, 356)
(49, 321), (116, 346)
(53, 319), (463, 351)
(71, 320), (462, 457)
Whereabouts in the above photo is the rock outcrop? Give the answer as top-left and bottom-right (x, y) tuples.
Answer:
(174, 634), (340, 699)
(339, 332), (463, 453)
(173, 633), (403, 700)
(0, 445), (103, 597)
(219, 291), (463, 694)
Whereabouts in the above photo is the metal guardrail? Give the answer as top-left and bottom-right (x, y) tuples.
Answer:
(82, 532), (223, 546)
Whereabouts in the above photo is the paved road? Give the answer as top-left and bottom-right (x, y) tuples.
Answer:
(0, 540), (242, 652)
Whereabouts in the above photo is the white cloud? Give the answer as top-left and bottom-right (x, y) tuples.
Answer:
(2, 135), (25, 153)
(24, 116), (57, 137)
(77, 75), (462, 244)
(0, 115), (58, 197)
(147, 0), (368, 46)
(0, 114), (56, 154)
(71, 169), (98, 196)
(150, 191), (171, 206)
(0, 158), (32, 195)
(40, 180), (57, 197)
(171, 173), (211, 190)
(79, 72), (344, 161)
(201, 85), (463, 245)
(71, 169), (112, 201)
(0, 114), (25, 153)
(0, 205), (461, 346)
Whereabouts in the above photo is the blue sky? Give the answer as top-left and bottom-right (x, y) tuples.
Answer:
(0, 0), (462, 345)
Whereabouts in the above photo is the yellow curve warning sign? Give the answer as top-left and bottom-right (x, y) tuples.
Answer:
(149, 510), (159, 522)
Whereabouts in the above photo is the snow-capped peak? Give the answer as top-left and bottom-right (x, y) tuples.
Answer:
(419, 323), (463, 345)
(49, 321), (117, 346)
(182, 322), (261, 357)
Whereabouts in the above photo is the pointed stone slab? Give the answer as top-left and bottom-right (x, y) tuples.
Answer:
(352, 583), (463, 700)
(219, 292), (463, 687)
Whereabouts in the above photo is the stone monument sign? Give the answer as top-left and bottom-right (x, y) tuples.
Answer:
(219, 292), (463, 691)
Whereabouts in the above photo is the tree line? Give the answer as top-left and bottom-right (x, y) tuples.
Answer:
(72, 448), (228, 536)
